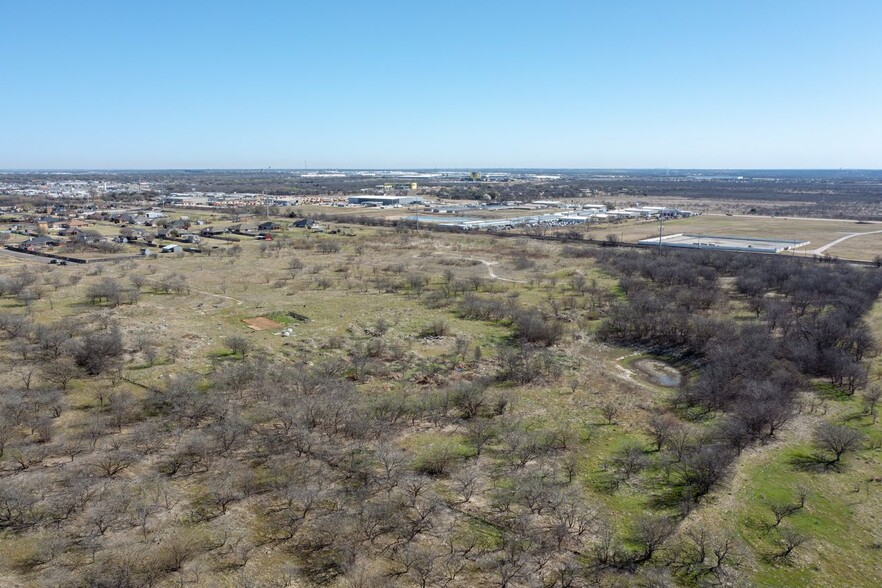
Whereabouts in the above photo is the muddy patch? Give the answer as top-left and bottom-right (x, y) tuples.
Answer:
(632, 358), (684, 388)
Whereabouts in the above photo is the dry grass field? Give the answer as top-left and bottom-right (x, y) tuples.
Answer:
(608, 214), (882, 260)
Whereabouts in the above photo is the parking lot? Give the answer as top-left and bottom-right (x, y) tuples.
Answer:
(639, 233), (810, 253)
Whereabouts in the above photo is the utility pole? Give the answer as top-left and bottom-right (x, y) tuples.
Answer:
(658, 214), (664, 251)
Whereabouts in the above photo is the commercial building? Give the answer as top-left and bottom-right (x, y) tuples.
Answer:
(347, 195), (423, 206)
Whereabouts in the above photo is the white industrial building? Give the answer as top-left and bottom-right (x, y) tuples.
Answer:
(347, 195), (423, 206)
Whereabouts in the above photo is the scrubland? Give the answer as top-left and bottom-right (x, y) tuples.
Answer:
(0, 222), (880, 587)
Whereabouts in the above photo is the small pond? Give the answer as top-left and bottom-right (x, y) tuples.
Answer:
(632, 358), (684, 388)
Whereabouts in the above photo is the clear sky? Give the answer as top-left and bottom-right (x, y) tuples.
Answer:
(1, 0), (881, 169)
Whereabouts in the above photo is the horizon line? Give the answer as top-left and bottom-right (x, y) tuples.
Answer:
(2, 167), (880, 173)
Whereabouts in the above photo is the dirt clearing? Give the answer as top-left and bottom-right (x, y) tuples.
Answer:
(243, 316), (283, 330)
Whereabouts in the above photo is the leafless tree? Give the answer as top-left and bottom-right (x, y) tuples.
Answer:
(74, 326), (124, 375)
(664, 424), (693, 462)
(763, 487), (808, 532)
(861, 385), (881, 424)
(666, 526), (740, 583)
(632, 515), (676, 563)
(224, 335), (252, 358)
(0, 416), (17, 458)
(108, 390), (139, 433)
(647, 413), (682, 452)
(130, 274), (148, 291)
(452, 465), (481, 504)
(130, 420), (166, 455)
(769, 527), (808, 562)
(40, 357), (81, 390)
(600, 402), (619, 425)
(14, 364), (38, 390)
(812, 422), (865, 467)
(611, 442), (648, 480)
(90, 449), (136, 478)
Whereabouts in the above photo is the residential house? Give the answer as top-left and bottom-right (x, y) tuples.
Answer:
(258, 221), (282, 232)
(165, 219), (191, 230)
(21, 235), (61, 250)
(36, 216), (65, 230)
(291, 218), (315, 229)
(230, 222), (259, 235)
(120, 227), (153, 242)
(200, 226), (227, 237)
(71, 231), (106, 245)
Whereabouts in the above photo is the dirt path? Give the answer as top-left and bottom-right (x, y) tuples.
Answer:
(429, 253), (527, 283)
(143, 276), (245, 306)
(613, 352), (656, 390)
(188, 287), (244, 306)
(808, 229), (882, 255)
(706, 213), (882, 224)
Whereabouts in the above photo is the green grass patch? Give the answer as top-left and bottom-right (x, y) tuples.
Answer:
(738, 440), (882, 588)
(580, 426), (653, 518)
(405, 431), (477, 476)
(812, 381), (854, 401)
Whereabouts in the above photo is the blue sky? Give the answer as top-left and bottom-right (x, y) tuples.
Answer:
(1, 0), (880, 169)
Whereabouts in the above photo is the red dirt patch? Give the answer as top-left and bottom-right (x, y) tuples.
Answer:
(243, 316), (283, 331)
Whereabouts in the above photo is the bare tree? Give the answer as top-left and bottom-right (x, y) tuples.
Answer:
(648, 413), (682, 452)
(861, 386), (881, 424)
(632, 515), (676, 563)
(0, 416), (16, 458)
(108, 390), (139, 433)
(82, 490), (131, 536)
(74, 327), (124, 375)
(40, 357), (81, 390)
(14, 364), (37, 390)
(812, 422), (864, 467)
(611, 442), (648, 480)
(452, 466), (481, 504)
(600, 402), (619, 425)
(667, 526), (740, 583)
(224, 335), (251, 358)
(464, 417), (496, 456)
(764, 486), (808, 529)
(90, 449), (136, 478)
(130, 274), (148, 291)
(769, 527), (808, 562)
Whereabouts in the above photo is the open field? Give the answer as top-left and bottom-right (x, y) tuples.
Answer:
(821, 231), (882, 261)
(0, 222), (879, 587)
(610, 214), (882, 261)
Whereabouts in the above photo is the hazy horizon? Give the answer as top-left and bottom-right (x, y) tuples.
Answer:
(3, 168), (882, 174)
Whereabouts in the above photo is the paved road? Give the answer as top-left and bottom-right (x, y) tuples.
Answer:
(0, 248), (55, 264)
(705, 213), (881, 224)
(0, 248), (144, 265)
(809, 229), (882, 255)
